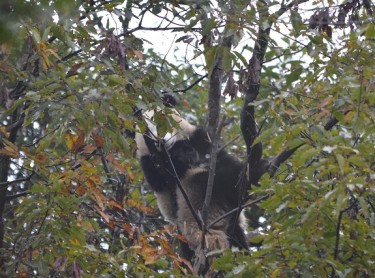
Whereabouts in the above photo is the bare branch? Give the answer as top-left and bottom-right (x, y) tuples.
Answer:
(173, 74), (208, 93)
(98, 147), (111, 176)
(218, 135), (240, 153)
(160, 34), (177, 72)
(274, 0), (310, 19)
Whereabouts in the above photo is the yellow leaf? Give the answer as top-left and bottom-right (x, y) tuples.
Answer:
(78, 220), (95, 231)
(108, 199), (123, 210)
(65, 129), (85, 153)
(0, 126), (10, 137)
(69, 237), (81, 246)
(65, 130), (77, 150)
(0, 139), (20, 158)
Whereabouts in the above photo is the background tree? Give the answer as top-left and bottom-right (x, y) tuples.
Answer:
(0, 0), (374, 277)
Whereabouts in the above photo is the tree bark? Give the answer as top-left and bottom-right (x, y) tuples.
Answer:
(0, 81), (25, 268)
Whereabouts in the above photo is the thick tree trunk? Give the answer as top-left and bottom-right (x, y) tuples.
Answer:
(0, 81), (25, 269)
(0, 157), (10, 250)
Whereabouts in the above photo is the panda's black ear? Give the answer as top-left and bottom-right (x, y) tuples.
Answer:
(161, 92), (178, 107)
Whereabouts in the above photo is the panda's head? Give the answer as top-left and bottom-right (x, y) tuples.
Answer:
(135, 108), (197, 157)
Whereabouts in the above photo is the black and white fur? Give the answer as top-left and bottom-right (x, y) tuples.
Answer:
(135, 109), (248, 258)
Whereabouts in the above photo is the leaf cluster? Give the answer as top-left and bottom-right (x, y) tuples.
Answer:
(0, 0), (374, 277)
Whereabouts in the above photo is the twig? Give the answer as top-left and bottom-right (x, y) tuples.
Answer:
(70, 149), (98, 171)
(271, 27), (309, 48)
(0, 174), (34, 188)
(207, 194), (269, 230)
(173, 74), (208, 93)
(264, 46), (307, 64)
(60, 49), (84, 63)
(218, 135), (240, 153)
(121, 26), (201, 36)
(36, 208), (50, 235)
(5, 192), (30, 201)
(265, 105), (346, 177)
(23, 126), (60, 147)
(160, 34), (177, 72)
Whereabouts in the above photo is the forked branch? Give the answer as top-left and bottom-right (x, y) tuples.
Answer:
(241, 0), (310, 184)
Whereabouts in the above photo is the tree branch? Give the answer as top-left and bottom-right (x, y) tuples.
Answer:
(324, 110), (350, 131)
(241, 0), (311, 185)
(334, 200), (358, 263)
(267, 143), (305, 177)
(204, 1), (237, 135)
(241, 3), (271, 186)
(0, 55), (32, 253)
(202, 117), (226, 225)
(265, 112), (346, 177)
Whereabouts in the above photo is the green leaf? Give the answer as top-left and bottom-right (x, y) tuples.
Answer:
(290, 10), (303, 35)
(233, 51), (248, 67)
(286, 66), (303, 86)
(205, 46), (217, 76)
(42, 26), (51, 41)
(30, 27), (41, 43)
(37, 258), (49, 275)
(185, 14), (201, 32)
(222, 46), (232, 73)
(252, 126), (279, 146)
(108, 74), (125, 85)
(202, 18), (217, 36)
(334, 153), (345, 175)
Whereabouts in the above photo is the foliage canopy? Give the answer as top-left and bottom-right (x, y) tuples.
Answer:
(0, 0), (374, 277)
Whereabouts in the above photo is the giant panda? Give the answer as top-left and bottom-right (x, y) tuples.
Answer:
(135, 108), (249, 260)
